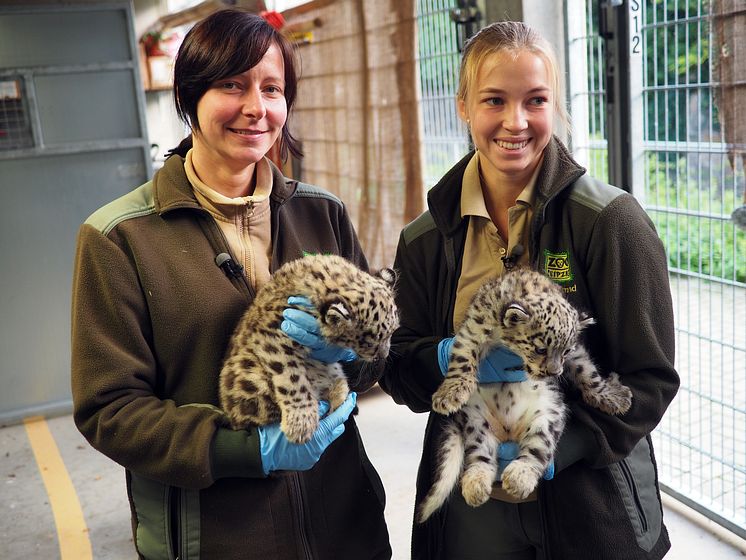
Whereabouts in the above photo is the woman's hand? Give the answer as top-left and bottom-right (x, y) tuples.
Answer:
(281, 296), (357, 362)
(258, 392), (357, 474)
(437, 338), (527, 383)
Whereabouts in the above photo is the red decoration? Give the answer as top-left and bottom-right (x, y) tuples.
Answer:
(260, 10), (285, 31)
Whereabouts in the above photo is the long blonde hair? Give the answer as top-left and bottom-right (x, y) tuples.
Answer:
(457, 21), (570, 131)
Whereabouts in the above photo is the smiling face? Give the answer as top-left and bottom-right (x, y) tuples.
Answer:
(458, 49), (554, 189)
(191, 43), (287, 177)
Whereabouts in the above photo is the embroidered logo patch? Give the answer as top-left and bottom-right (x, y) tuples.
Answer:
(544, 250), (573, 283)
(302, 250), (333, 257)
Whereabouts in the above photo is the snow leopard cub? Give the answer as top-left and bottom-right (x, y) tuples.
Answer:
(418, 268), (632, 522)
(219, 254), (399, 444)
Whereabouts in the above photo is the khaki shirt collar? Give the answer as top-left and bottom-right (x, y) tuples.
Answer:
(184, 150), (273, 207)
(460, 151), (541, 218)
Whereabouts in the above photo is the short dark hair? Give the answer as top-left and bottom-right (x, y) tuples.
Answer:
(172, 9), (302, 160)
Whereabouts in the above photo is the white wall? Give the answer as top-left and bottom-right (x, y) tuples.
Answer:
(521, 0), (569, 143)
(133, 0), (187, 169)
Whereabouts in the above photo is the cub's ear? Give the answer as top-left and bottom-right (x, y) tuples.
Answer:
(376, 267), (397, 287)
(503, 303), (529, 327)
(578, 312), (596, 329)
(320, 299), (352, 328)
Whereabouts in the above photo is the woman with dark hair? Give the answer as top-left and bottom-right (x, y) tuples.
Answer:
(71, 9), (391, 559)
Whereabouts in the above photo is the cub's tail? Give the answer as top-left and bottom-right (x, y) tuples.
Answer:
(416, 419), (464, 523)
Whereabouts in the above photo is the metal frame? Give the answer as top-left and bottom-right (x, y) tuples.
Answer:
(0, 1), (153, 424)
(0, 2), (152, 177)
(599, 0), (632, 191)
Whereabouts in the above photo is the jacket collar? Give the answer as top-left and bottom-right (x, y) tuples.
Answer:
(427, 136), (586, 236)
(152, 155), (297, 214)
(534, 135), (586, 204)
(427, 150), (473, 236)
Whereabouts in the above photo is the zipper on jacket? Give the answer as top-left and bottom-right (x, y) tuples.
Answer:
(289, 472), (314, 560)
(536, 487), (553, 560)
(169, 486), (182, 560)
(619, 459), (649, 532)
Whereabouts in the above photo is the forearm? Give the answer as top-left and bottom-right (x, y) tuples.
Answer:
(379, 235), (447, 411)
(379, 333), (444, 412)
(343, 358), (385, 393)
(553, 417), (598, 472)
(568, 363), (678, 468)
(72, 227), (231, 488)
(211, 426), (266, 479)
(574, 195), (679, 466)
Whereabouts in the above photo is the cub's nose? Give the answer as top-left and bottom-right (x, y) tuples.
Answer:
(375, 339), (391, 360)
(546, 357), (564, 376)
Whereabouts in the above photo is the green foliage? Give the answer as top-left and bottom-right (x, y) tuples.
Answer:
(653, 211), (745, 284)
(645, 152), (745, 283)
(634, 1), (744, 283)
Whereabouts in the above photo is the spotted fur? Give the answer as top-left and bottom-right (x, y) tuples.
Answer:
(219, 254), (399, 444)
(417, 268), (632, 522)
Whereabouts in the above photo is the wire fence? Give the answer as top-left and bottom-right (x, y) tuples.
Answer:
(416, 0), (469, 189)
(566, 0), (609, 180)
(636, 0), (745, 538)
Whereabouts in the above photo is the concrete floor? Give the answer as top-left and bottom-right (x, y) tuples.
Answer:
(1, 387), (745, 559)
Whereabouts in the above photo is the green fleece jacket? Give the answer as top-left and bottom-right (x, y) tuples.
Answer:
(380, 138), (679, 560)
(71, 155), (391, 559)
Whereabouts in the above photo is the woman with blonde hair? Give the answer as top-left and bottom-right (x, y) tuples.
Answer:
(382, 21), (678, 559)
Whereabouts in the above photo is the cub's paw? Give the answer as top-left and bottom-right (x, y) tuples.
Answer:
(586, 373), (632, 415)
(281, 407), (318, 444)
(501, 460), (540, 500)
(431, 375), (476, 415)
(461, 466), (494, 507)
(328, 379), (349, 412)
(604, 373), (633, 414)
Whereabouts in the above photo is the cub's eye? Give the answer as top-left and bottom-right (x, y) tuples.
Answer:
(535, 347), (547, 356)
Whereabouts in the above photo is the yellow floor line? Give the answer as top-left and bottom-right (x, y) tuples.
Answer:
(24, 416), (93, 560)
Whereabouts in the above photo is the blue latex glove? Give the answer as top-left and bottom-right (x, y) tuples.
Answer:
(258, 392), (357, 474)
(437, 338), (527, 383)
(497, 440), (554, 481)
(281, 296), (357, 363)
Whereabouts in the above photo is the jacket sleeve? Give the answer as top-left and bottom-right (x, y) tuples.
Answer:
(339, 201), (368, 272)
(379, 231), (447, 412)
(71, 225), (265, 488)
(561, 193), (679, 469)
